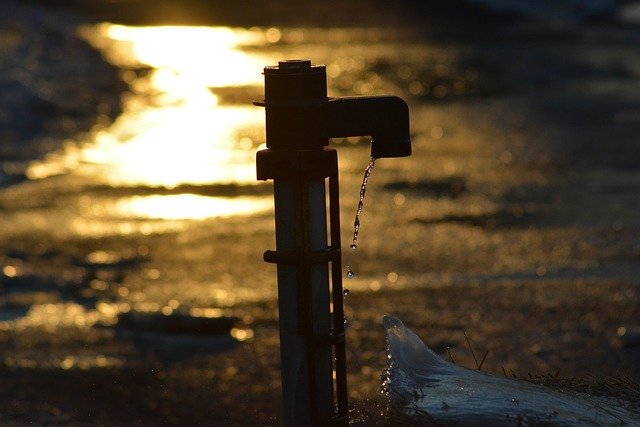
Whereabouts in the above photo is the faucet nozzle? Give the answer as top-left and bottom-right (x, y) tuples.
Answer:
(326, 96), (411, 158)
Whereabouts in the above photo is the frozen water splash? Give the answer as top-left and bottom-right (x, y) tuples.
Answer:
(382, 316), (640, 425)
(350, 157), (376, 250)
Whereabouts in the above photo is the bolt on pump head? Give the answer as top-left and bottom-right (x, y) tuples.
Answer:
(254, 59), (411, 158)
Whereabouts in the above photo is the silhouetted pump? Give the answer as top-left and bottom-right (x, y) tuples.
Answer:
(255, 59), (411, 426)
(255, 59), (411, 159)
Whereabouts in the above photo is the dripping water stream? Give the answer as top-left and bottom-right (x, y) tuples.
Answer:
(346, 157), (376, 280)
(351, 157), (377, 250)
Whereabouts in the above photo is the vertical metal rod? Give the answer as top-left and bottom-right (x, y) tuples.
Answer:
(273, 180), (310, 425)
(307, 179), (335, 420)
(329, 168), (349, 418)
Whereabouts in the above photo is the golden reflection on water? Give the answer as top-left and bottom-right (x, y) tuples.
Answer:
(27, 24), (279, 220)
(89, 24), (274, 87)
(112, 194), (272, 220)
(0, 302), (114, 332)
(27, 105), (264, 187)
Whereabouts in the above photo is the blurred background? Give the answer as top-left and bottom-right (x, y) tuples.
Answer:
(1, 0), (640, 424)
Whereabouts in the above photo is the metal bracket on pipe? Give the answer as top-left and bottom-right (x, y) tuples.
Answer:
(314, 332), (345, 346)
(256, 149), (337, 181)
(263, 248), (341, 264)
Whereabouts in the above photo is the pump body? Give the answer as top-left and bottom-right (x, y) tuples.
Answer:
(255, 59), (411, 426)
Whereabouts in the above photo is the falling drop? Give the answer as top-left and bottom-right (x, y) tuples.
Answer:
(351, 157), (376, 250)
(343, 288), (350, 296)
(347, 266), (355, 279)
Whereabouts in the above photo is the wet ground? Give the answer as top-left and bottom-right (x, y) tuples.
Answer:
(1, 1), (640, 425)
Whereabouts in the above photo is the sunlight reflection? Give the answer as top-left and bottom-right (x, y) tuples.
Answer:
(28, 24), (276, 190)
(27, 106), (264, 187)
(0, 302), (114, 332)
(90, 24), (271, 87)
(113, 194), (272, 220)
(70, 218), (187, 237)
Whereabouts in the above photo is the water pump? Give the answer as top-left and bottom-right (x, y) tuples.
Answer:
(255, 59), (411, 426)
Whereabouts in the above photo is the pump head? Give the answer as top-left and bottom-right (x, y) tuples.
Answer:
(254, 60), (411, 158)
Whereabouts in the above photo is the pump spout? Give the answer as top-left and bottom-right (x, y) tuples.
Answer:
(326, 96), (411, 158)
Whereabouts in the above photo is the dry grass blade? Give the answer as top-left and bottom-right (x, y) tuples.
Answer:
(463, 330), (480, 370)
(446, 346), (456, 364)
(477, 349), (489, 371)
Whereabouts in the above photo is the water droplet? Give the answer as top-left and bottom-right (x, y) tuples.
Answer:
(344, 317), (349, 327)
(350, 244), (357, 250)
(346, 267), (355, 279)
(343, 288), (350, 296)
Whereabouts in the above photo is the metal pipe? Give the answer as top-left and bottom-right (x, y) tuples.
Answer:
(272, 180), (311, 422)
